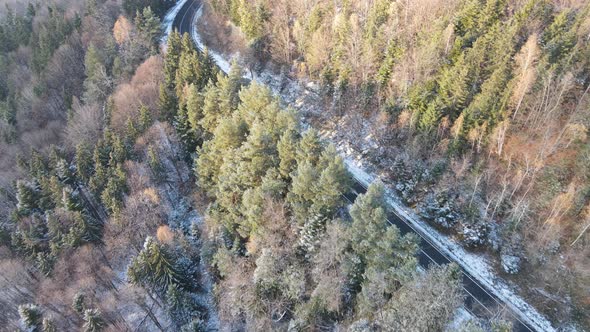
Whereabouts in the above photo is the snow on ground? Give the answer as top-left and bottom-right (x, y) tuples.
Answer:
(161, 0), (189, 46)
(187, 7), (556, 332)
(191, 5), (233, 75)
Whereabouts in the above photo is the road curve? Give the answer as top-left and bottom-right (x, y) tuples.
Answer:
(169, 3), (538, 331)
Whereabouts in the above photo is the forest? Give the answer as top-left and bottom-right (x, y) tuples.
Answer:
(0, 0), (588, 331)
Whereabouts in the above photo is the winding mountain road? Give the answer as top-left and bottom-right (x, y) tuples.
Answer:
(168, 1), (546, 331)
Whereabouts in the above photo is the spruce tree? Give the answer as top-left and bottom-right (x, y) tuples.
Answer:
(128, 236), (191, 292)
(82, 309), (106, 332)
(18, 303), (43, 332)
(277, 130), (299, 180)
(138, 104), (153, 132)
(218, 60), (243, 113)
(349, 184), (418, 286)
(16, 180), (39, 215)
(164, 30), (182, 88)
(287, 161), (318, 224)
(297, 129), (323, 166)
(159, 83), (178, 122)
(185, 83), (204, 142)
(199, 82), (221, 134)
(148, 145), (166, 182)
(72, 292), (86, 315)
(312, 145), (350, 217)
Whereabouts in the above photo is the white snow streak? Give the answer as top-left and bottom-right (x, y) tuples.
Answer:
(161, 0), (189, 46)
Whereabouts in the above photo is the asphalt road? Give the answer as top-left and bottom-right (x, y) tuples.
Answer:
(170, 2), (537, 331)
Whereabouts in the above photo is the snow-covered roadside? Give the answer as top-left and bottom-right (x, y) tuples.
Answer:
(187, 6), (555, 332)
(191, 5), (233, 75)
(161, 0), (189, 46)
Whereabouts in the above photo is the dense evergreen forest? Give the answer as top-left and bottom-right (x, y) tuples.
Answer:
(0, 0), (588, 330)
(199, 0), (590, 328)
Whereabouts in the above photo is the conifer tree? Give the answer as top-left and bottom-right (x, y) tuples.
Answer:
(164, 30), (182, 88)
(196, 114), (247, 193)
(16, 180), (40, 215)
(72, 292), (86, 315)
(237, 82), (275, 126)
(128, 236), (191, 292)
(83, 44), (111, 104)
(159, 82), (178, 122)
(138, 104), (153, 132)
(199, 47), (218, 88)
(185, 84), (204, 142)
(175, 104), (197, 150)
(297, 129), (323, 166)
(18, 303), (43, 332)
(89, 147), (107, 195)
(136, 7), (161, 54)
(199, 82), (221, 134)
(277, 130), (299, 180)
(42, 317), (57, 332)
(287, 161), (318, 223)
(349, 184), (418, 285)
(312, 145), (350, 217)
(218, 60), (243, 113)
(148, 145), (166, 182)
(82, 309), (106, 332)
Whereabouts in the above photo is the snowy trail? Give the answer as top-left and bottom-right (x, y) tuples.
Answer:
(171, 3), (556, 331)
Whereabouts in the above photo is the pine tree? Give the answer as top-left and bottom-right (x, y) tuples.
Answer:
(82, 309), (106, 332)
(239, 121), (279, 186)
(75, 142), (93, 183)
(138, 104), (153, 132)
(312, 145), (350, 217)
(136, 7), (161, 54)
(164, 30), (182, 88)
(299, 214), (328, 255)
(241, 187), (264, 236)
(159, 82), (178, 121)
(349, 184), (418, 283)
(297, 129), (323, 166)
(277, 130), (299, 180)
(199, 83), (221, 134)
(287, 161), (318, 224)
(128, 236), (191, 292)
(218, 60), (243, 113)
(16, 180), (40, 215)
(185, 83), (204, 142)
(18, 303), (43, 332)
(236, 82), (275, 126)
(148, 145), (166, 182)
(72, 292), (86, 315)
